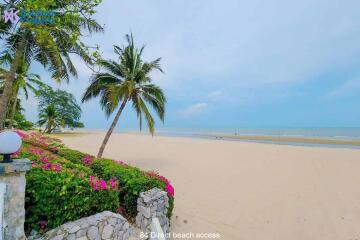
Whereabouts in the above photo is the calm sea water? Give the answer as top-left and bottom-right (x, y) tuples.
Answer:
(113, 127), (360, 148)
(150, 128), (360, 140)
(134, 128), (360, 149)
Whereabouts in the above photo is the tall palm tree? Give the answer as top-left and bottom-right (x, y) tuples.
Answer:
(0, 0), (103, 128)
(82, 34), (166, 158)
(2, 58), (44, 127)
(37, 104), (64, 134)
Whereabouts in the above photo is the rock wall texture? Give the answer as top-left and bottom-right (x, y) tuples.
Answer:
(0, 159), (31, 240)
(28, 188), (169, 240)
(34, 211), (132, 240)
(136, 188), (169, 234)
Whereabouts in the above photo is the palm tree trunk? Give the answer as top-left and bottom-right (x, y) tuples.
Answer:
(43, 124), (50, 134)
(0, 40), (26, 129)
(9, 98), (17, 128)
(97, 98), (128, 158)
(9, 87), (20, 128)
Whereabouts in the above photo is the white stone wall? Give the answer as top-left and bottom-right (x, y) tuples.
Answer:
(0, 159), (31, 240)
(136, 188), (170, 235)
(33, 211), (132, 240)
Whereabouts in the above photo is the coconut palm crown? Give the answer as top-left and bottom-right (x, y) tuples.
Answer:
(82, 34), (166, 158)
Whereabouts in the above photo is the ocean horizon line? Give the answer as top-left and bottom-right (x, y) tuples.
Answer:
(70, 127), (360, 138)
(57, 127), (360, 149)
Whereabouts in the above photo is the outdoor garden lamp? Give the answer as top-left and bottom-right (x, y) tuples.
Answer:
(0, 131), (22, 163)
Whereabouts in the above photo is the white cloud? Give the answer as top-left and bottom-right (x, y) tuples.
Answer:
(180, 103), (209, 117)
(208, 90), (223, 98)
(91, 0), (360, 109)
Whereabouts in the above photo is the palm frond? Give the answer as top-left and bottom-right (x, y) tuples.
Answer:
(82, 73), (121, 103)
(138, 96), (155, 135)
(141, 84), (166, 121)
(98, 59), (124, 78)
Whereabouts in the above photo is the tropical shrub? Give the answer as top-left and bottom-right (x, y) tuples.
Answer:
(25, 168), (118, 232)
(56, 148), (87, 165)
(14, 132), (119, 233)
(50, 137), (175, 218)
(14, 130), (175, 233)
(57, 149), (175, 218)
(90, 159), (166, 217)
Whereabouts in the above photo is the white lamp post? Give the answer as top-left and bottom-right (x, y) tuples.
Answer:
(0, 131), (22, 163)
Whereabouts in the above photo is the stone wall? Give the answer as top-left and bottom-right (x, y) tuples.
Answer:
(136, 188), (170, 235)
(0, 159), (31, 240)
(29, 188), (170, 240)
(34, 211), (132, 240)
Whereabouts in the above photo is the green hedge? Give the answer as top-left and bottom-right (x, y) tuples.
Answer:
(25, 168), (118, 232)
(56, 147), (174, 218)
(19, 131), (174, 233)
(90, 159), (166, 217)
(57, 148), (86, 165)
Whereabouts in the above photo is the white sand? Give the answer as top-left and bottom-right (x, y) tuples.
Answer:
(58, 132), (360, 240)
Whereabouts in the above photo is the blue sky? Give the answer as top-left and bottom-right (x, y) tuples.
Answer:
(23, 0), (360, 130)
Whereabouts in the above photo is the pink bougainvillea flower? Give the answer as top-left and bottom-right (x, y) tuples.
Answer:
(158, 176), (170, 185)
(98, 179), (108, 190)
(14, 130), (28, 139)
(146, 171), (174, 197)
(39, 220), (48, 230)
(89, 176), (108, 191)
(52, 164), (62, 173)
(165, 184), (175, 197)
(43, 163), (52, 170)
(32, 161), (39, 168)
(115, 160), (128, 166)
(50, 147), (59, 153)
(146, 172), (170, 185)
(40, 157), (49, 163)
(109, 177), (119, 190)
(27, 148), (44, 155)
(11, 151), (20, 158)
(89, 175), (100, 191)
(83, 155), (93, 166)
(90, 175), (95, 182)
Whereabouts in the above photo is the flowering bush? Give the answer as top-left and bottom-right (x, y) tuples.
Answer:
(27, 148), (44, 155)
(89, 175), (108, 190)
(146, 171), (175, 197)
(26, 168), (119, 232)
(109, 177), (119, 190)
(14, 130), (174, 232)
(13, 131), (119, 233)
(14, 129), (29, 139)
(90, 159), (174, 218)
(56, 148), (87, 165)
(83, 154), (93, 166)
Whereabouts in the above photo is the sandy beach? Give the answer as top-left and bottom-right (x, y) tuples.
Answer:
(57, 132), (360, 240)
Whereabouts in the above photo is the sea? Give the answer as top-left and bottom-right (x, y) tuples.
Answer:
(122, 127), (360, 149)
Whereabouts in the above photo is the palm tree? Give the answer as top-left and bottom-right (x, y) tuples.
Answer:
(37, 104), (64, 134)
(2, 59), (44, 127)
(82, 34), (166, 158)
(0, 0), (103, 128)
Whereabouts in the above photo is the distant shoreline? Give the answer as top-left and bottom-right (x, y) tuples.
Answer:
(53, 129), (360, 148)
(195, 133), (360, 147)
